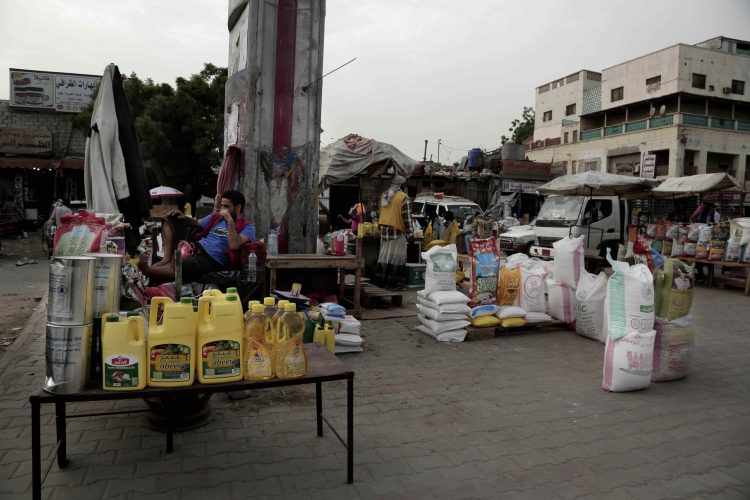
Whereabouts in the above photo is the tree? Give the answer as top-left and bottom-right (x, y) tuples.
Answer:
(73, 64), (228, 201)
(501, 106), (535, 145)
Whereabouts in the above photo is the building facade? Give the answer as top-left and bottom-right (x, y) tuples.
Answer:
(527, 36), (750, 190)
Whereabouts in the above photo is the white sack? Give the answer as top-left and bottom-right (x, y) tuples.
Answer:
(496, 306), (527, 319)
(553, 236), (585, 289)
(335, 333), (363, 347)
(430, 290), (469, 306)
(416, 303), (469, 322)
(519, 266), (549, 313)
(415, 325), (467, 342)
(505, 253), (530, 269)
(546, 279), (576, 323)
(604, 253), (654, 341)
(417, 296), (471, 314)
(418, 315), (470, 333)
(421, 244), (458, 296)
(602, 330), (656, 392)
(525, 311), (553, 323)
(575, 270), (607, 341)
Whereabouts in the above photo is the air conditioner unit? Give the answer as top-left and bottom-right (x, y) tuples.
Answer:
(722, 87), (732, 94)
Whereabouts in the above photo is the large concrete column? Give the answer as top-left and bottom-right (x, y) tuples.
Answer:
(697, 149), (708, 174)
(226, 0), (325, 254)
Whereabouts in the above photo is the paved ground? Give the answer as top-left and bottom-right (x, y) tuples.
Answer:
(0, 285), (749, 499)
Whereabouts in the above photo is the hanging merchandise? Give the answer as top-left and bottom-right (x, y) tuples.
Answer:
(147, 297), (196, 387)
(468, 238), (501, 306)
(552, 236), (585, 289)
(101, 314), (147, 391)
(575, 270), (607, 342)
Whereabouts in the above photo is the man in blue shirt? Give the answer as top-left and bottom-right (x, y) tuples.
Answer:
(139, 190), (255, 282)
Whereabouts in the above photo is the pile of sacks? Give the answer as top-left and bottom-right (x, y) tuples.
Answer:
(319, 303), (365, 353)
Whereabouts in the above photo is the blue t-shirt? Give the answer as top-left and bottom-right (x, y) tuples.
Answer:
(197, 216), (255, 267)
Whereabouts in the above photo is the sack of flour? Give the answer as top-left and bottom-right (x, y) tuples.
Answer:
(518, 266), (549, 313)
(547, 278), (576, 324)
(421, 244), (458, 296)
(652, 316), (694, 382)
(575, 270), (607, 341)
(498, 267), (521, 306)
(603, 249), (654, 341)
(602, 330), (656, 392)
(553, 236), (585, 289)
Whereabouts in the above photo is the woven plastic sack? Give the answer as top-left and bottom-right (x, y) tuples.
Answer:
(695, 243), (709, 259)
(519, 266), (548, 313)
(575, 270), (607, 341)
(421, 244), (458, 296)
(652, 317), (694, 382)
(415, 325), (467, 342)
(53, 213), (106, 256)
(498, 267), (521, 306)
(670, 239), (684, 257)
(416, 303), (468, 322)
(547, 278), (575, 324)
(468, 238), (501, 306)
(603, 249), (654, 341)
(602, 330), (656, 392)
(698, 225), (712, 244)
(654, 259), (694, 321)
(552, 236), (585, 289)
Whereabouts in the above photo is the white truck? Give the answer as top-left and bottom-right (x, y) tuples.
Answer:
(528, 195), (629, 260)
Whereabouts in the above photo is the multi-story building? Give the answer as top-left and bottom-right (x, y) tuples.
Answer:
(527, 36), (750, 190)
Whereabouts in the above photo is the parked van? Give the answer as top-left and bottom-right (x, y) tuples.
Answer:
(411, 194), (481, 229)
(529, 195), (628, 259)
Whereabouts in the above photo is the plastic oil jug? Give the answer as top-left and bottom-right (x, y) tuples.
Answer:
(314, 321), (336, 354)
(274, 303), (307, 379)
(243, 304), (274, 380)
(101, 314), (147, 391)
(244, 300), (261, 321)
(196, 294), (244, 383)
(263, 297), (277, 320)
(271, 300), (289, 333)
(147, 296), (196, 387)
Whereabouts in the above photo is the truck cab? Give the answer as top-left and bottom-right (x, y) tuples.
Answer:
(529, 195), (626, 259)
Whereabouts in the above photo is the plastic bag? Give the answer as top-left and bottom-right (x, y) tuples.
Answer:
(654, 259), (694, 321)
(468, 238), (501, 306)
(695, 243), (709, 260)
(670, 239), (684, 257)
(652, 317), (694, 382)
(53, 213), (106, 256)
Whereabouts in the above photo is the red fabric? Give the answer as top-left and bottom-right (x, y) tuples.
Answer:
(215, 145), (242, 209)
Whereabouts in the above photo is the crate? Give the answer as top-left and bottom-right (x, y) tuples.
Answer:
(403, 263), (426, 287)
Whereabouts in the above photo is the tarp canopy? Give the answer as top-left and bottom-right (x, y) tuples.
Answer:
(318, 134), (416, 190)
(537, 171), (656, 197)
(650, 173), (741, 197)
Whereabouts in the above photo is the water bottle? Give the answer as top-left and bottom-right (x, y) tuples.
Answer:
(247, 250), (257, 283)
(268, 230), (279, 256)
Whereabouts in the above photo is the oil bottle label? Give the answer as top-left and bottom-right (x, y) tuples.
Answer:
(284, 342), (305, 377)
(247, 340), (272, 378)
(150, 344), (191, 380)
(201, 340), (241, 378)
(104, 354), (139, 388)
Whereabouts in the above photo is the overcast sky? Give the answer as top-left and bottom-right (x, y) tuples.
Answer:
(1, 0), (749, 162)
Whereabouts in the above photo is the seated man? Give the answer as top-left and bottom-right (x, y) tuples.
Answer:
(139, 190), (255, 283)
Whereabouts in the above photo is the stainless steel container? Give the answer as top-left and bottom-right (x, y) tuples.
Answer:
(85, 253), (122, 318)
(44, 323), (93, 394)
(48, 256), (95, 325)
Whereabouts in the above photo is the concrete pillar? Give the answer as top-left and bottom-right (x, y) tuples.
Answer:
(697, 150), (708, 174)
(226, 0), (325, 254)
(734, 153), (745, 183)
(669, 143), (685, 177)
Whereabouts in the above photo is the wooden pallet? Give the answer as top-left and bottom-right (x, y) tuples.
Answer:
(467, 320), (568, 340)
(348, 282), (403, 308)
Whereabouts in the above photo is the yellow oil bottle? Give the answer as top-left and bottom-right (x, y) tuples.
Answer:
(314, 321), (336, 354)
(274, 302), (307, 379)
(196, 294), (244, 384)
(270, 299), (289, 333)
(101, 314), (147, 391)
(243, 304), (274, 380)
(244, 300), (261, 321)
(263, 297), (277, 321)
(147, 296), (196, 387)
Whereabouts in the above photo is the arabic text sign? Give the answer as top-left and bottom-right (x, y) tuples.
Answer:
(642, 154), (656, 179)
(502, 179), (543, 194)
(0, 129), (53, 154)
(9, 69), (100, 113)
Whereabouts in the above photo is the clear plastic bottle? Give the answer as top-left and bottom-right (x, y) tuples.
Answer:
(275, 303), (307, 379)
(271, 300), (289, 334)
(246, 251), (257, 283)
(243, 300), (261, 321)
(263, 297), (277, 321)
(268, 230), (279, 256)
(243, 304), (274, 380)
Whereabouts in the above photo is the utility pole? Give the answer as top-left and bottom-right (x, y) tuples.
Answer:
(437, 138), (441, 164)
(423, 140), (428, 162)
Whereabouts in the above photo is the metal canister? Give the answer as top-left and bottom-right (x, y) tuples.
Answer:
(44, 323), (93, 394)
(48, 256), (95, 325)
(85, 253), (123, 318)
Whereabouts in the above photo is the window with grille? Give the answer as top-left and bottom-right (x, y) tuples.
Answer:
(564, 132), (569, 144)
(611, 87), (624, 102)
(565, 103), (576, 116)
(543, 110), (552, 122)
(692, 73), (706, 89)
(646, 76), (661, 85)
(572, 130), (578, 143)
(732, 80), (745, 95)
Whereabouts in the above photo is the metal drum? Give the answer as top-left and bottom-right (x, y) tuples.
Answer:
(86, 253), (123, 318)
(48, 256), (95, 325)
(44, 323), (93, 394)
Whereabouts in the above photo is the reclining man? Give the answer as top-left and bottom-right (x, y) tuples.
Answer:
(139, 190), (255, 283)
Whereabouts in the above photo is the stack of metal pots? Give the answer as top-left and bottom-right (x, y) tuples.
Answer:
(44, 252), (122, 394)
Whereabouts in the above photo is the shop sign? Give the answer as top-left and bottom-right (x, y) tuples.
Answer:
(0, 129), (53, 154)
(502, 160), (551, 180)
(502, 179), (543, 194)
(9, 69), (100, 113)
(641, 154), (656, 179)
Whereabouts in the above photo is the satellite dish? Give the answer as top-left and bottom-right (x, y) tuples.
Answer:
(659, 105), (666, 116)
(649, 107), (656, 117)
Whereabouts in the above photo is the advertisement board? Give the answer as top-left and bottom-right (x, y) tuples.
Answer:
(9, 69), (100, 113)
(502, 179), (544, 194)
(641, 154), (656, 179)
(0, 129), (53, 154)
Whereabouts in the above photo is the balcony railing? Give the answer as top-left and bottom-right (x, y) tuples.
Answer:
(624, 119), (647, 132)
(739, 121), (750, 133)
(711, 117), (735, 130)
(649, 115), (674, 128)
(580, 128), (602, 141)
(683, 114), (709, 127)
(603, 124), (623, 136)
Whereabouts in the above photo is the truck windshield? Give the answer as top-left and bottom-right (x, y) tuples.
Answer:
(536, 196), (584, 226)
(450, 205), (480, 222)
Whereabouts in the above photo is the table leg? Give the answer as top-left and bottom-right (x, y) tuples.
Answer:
(31, 398), (41, 500)
(708, 264), (715, 287)
(353, 265), (362, 319)
(269, 268), (276, 295)
(55, 401), (69, 468)
(316, 382), (323, 437)
(339, 268), (345, 305)
(347, 376), (354, 484)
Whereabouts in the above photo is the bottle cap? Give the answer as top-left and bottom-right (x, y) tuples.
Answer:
(248, 300), (260, 308)
(227, 287), (238, 294)
(226, 295), (237, 301)
(277, 300), (289, 310)
(180, 297), (193, 304)
(263, 297), (275, 306)
(106, 315), (120, 322)
(284, 303), (297, 312)
(251, 304), (265, 313)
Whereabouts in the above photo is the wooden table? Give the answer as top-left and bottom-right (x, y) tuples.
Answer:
(266, 254), (364, 317)
(29, 344), (354, 500)
(679, 256), (750, 295)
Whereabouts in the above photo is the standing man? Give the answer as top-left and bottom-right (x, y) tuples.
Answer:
(139, 190), (255, 282)
(376, 175), (413, 288)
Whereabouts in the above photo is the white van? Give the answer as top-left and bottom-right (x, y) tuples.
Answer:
(411, 195), (481, 229)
